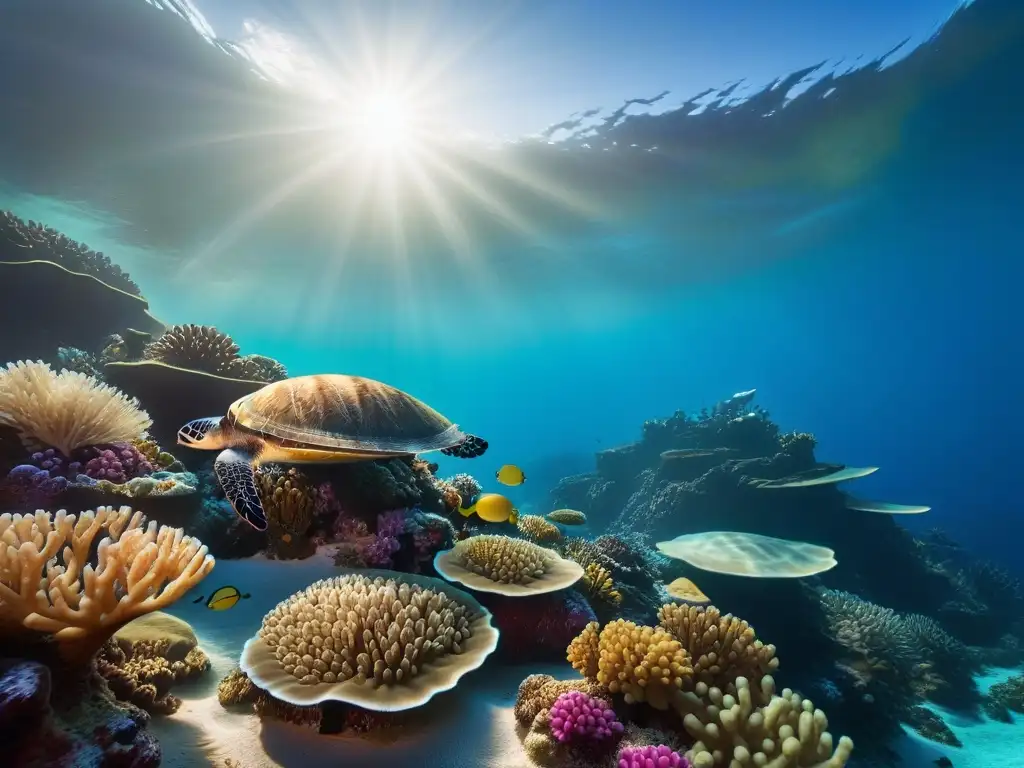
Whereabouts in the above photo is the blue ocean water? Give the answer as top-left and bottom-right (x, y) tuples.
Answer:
(1, 1), (1022, 766)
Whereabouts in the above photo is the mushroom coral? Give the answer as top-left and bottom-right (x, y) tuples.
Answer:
(0, 506), (215, 663)
(433, 534), (583, 596)
(238, 570), (499, 711)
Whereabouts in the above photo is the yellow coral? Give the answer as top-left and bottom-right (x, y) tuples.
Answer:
(658, 603), (779, 689)
(676, 676), (854, 767)
(596, 619), (693, 709)
(582, 562), (622, 605)
(517, 514), (562, 543)
(0, 361), (151, 454)
(218, 667), (258, 708)
(566, 621), (601, 678)
(0, 507), (214, 663)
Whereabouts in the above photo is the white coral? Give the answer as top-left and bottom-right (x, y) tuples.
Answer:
(0, 360), (152, 454)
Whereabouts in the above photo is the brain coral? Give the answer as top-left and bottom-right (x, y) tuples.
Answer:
(433, 534), (584, 596)
(239, 570), (499, 711)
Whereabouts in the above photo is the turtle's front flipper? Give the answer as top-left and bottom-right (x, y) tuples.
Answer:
(442, 434), (489, 459)
(215, 448), (267, 530)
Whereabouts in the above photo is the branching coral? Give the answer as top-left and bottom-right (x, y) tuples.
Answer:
(0, 506), (215, 663)
(0, 361), (152, 455)
(657, 603), (778, 690)
(143, 324), (241, 375)
(675, 676), (853, 767)
(518, 514), (563, 544)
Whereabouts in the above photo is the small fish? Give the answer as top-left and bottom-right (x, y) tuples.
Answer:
(934, 758), (953, 767)
(495, 464), (526, 486)
(193, 585), (251, 611)
(665, 577), (710, 604)
(460, 492), (519, 524)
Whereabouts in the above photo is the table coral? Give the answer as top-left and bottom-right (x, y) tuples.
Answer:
(435, 534), (584, 596)
(239, 571), (500, 710)
(0, 506), (214, 664)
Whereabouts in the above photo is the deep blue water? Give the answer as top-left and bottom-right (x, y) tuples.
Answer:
(0, 0), (1021, 573)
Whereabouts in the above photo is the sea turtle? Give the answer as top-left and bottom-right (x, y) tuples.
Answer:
(176, 374), (488, 530)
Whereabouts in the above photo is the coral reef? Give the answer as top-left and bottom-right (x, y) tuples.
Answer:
(984, 674), (1024, 722)
(97, 613), (211, 715)
(258, 466), (315, 559)
(0, 506), (214, 663)
(0, 361), (151, 455)
(445, 473), (481, 505)
(143, 324), (241, 376)
(239, 571), (500, 710)
(518, 514), (563, 544)
(1, 209), (141, 296)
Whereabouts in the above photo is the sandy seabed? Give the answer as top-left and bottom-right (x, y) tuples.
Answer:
(153, 555), (1024, 768)
(153, 553), (551, 768)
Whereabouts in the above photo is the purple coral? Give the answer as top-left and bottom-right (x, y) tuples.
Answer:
(362, 509), (408, 567)
(75, 443), (153, 483)
(617, 745), (689, 768)
(1, 465), (69, 507)
(549, 691), (623, 744)
(27, 448), (81, 478)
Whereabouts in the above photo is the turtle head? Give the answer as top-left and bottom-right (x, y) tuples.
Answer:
(177, 417), (231, 450)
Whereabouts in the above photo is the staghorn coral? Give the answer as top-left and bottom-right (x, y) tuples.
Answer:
(143, 324), (241, 376)
(657, 603), (778, 690)
(676, 675), (854, 767)
(218, 667), (258, 708)
(513, 672), (608, 726)
(434, 534), (584, 595)
(0, 506), (214, 664)
(238, 571), (499, 710)
(257, 467), (315, 559)
(0, 361), (152, 455)
(582, 618), (693, 710)
(518, 514), (563, 544)
(582, 563), (622, 606)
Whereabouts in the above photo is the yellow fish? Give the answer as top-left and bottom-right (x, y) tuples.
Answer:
(193, 585), (251, 611)
(664, 577), (710, 605)
(495, 464), (526, 486)
(460, 492), (519, 524)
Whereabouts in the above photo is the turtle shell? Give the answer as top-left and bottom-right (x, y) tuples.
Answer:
(228, 374), (466, 454)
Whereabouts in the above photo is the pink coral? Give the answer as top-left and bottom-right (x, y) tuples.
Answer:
(362, 509), (408, 567)
(548, 691), (623, 744)
(617, 745), (689, 768)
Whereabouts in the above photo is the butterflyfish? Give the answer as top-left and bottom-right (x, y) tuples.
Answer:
(495, 464), (526, 486)
(192, 585), (251, 611)
(459, 492), (519, 524)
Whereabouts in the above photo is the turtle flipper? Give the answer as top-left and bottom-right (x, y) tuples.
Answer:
(214, 448), (267, 530)
(442, 434), (488, 459)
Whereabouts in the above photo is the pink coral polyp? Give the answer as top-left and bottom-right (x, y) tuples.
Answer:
(548, 690), (623, 744)
(617, 745), (689, 768)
